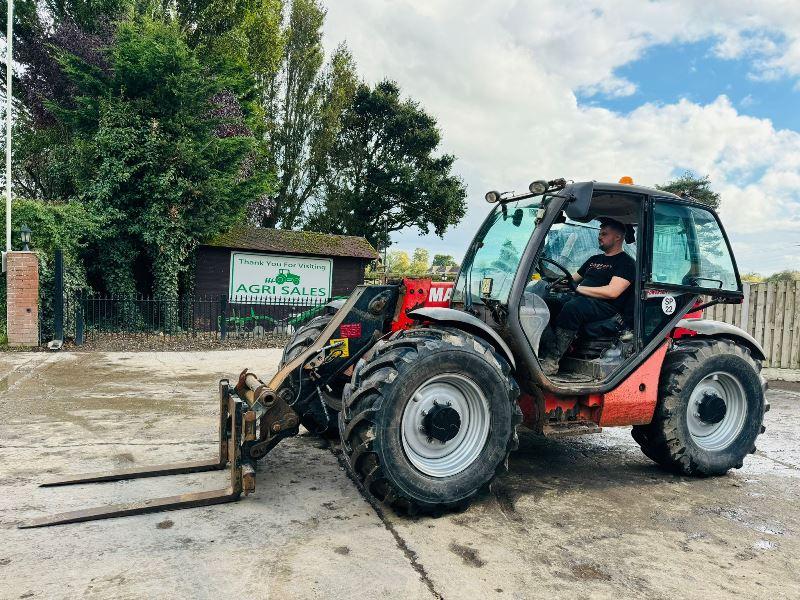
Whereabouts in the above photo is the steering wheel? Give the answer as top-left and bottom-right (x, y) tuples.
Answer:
(538, 257), (577, 291)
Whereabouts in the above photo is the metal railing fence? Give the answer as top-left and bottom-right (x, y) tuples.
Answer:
(47, 293), (335, 345)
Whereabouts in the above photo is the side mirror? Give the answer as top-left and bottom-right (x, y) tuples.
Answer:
(563, 182), (594, 220)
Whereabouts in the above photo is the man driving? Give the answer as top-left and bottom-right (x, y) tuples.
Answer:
(541, 218), (635, 376)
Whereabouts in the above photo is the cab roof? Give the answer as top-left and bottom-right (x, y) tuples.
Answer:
(570, 181), (687, 225)
(590, 181), (682, 200)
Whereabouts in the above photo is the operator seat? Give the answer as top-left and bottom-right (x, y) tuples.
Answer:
(581, 315), (625, 338)
(572, 314), (633, 363)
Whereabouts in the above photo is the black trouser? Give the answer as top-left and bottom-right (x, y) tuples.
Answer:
(554, 295), (618, 332)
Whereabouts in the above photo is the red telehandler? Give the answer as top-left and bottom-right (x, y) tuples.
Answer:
(22, 178), (767, 527)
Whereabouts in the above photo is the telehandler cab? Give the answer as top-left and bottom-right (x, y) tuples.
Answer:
(22, 178), (768, 527)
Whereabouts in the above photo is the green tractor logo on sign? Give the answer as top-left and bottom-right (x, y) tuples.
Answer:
(274, 269), (301, 285)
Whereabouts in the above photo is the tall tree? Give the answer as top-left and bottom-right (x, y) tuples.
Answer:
(307, 80), (467, 249)
(656, 171), (721, 209)
(17, 15), (270, 302)
(385, 250), (410, 274)
(740, 272), (764, 283)
(175, 0), (284, 94)
(432, 254), (458, 268)
(409, 248), (430, 275)
(233, 0), (357, 228)
(9, 0), (127, 198)
(765, 270), (800, 283)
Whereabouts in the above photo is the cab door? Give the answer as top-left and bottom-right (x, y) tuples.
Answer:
(641, 197), (743, 344)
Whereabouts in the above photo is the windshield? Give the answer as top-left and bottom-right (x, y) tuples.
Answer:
(453, 199), (542, 305)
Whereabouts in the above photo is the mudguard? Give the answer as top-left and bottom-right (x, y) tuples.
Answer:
(675, 319), (766, 360)
(407, 307), (516, 370)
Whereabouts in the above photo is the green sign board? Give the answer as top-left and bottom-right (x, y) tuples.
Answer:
(229, 252), (333, 301)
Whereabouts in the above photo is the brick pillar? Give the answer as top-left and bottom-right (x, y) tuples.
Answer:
(6, 251), (39, 346)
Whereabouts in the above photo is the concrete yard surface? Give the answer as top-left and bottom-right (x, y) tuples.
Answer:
(1, 350), (799, 599)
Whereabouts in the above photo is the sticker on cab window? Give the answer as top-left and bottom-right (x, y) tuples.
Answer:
(662, 296), (676, 315)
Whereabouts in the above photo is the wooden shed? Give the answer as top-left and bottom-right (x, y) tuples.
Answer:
(194, 226), (378, 301)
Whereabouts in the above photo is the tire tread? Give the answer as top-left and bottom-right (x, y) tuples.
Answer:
(632, 338), (766, 476)
(339, 326), (520, 513)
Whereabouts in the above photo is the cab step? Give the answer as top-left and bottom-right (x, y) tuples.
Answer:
(543, 421), (602, 438)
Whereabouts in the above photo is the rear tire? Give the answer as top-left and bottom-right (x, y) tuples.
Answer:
(339, 327), (521, 514)
(279, 313), (343, 435)
(632, 339), (766, 475)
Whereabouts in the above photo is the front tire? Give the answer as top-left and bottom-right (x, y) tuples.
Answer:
(339, 327), (521, 513)
(632, 339), (766, 475)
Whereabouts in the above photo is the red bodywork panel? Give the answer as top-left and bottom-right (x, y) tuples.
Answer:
(596, 341), (669, 426)
(671, 324), (699, 339)
(672, 303), (703, 339)
(392, 278), (454, 332)
(521, 341), (670, 429)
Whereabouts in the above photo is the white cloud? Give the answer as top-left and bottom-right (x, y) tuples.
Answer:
(322, 0), (800, 273)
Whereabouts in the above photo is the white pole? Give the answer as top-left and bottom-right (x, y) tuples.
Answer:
(5, 0), (12, 251)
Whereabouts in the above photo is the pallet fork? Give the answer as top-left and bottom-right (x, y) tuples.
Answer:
(19, 370), (302, 528)
(19, 288), (363, 529)
(20, 380), (255, 528)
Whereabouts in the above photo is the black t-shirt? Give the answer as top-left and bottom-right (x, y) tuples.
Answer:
(577, 252), (636, 320)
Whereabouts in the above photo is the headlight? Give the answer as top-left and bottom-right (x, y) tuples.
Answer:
(528, 180), (548, 195)
(485, 190), (501, 203)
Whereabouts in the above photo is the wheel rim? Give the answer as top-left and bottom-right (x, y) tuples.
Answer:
(401, 373), (490, 477)
(686, 371), (748, 451)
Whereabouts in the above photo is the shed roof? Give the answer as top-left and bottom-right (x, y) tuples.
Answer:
(205, 226), (379, 260)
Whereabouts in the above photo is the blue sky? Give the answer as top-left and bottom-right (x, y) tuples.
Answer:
(579, 40), (800, 134)
(324, 1), (800, 275)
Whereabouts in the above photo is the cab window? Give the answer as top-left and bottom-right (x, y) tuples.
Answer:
(650, 202), (739, 292)
(543, 218), (636, 274)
